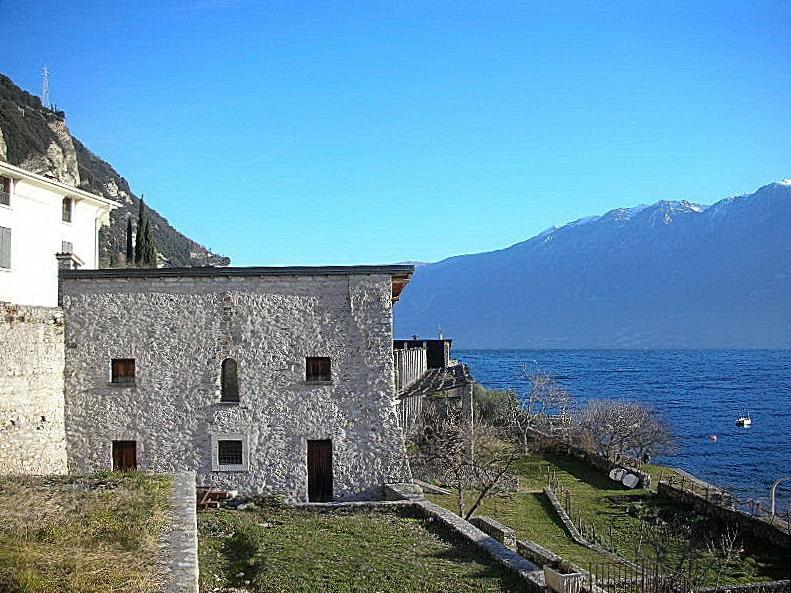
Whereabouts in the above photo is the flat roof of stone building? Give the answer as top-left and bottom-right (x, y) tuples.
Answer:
(60, 264), (415, 301)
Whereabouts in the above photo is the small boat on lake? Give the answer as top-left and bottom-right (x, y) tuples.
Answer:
(736, 413), (752, 427)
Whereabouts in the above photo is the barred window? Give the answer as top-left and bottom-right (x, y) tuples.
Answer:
(217, 440), (243, 466)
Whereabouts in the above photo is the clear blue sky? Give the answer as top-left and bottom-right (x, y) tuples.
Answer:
(2, 1), (790, 265)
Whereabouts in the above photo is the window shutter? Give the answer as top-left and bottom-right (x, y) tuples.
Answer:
(0, 227), (10, 269)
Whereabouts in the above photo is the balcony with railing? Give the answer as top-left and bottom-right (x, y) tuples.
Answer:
(393, 342), (427, 394)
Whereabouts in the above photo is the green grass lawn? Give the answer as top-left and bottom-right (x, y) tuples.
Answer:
(0, 471), (173, 593)
(426, 452), (787, 586)
(198, 505), (529, 593)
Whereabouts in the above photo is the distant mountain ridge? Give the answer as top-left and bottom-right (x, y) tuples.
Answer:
(395, 181), (791, 348)
(0, 73), (229, 267)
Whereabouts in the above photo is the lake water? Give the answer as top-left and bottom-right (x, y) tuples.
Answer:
(455, 349), (791, 508)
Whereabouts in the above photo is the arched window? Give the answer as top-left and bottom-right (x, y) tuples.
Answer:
(221, 358), (239, 402)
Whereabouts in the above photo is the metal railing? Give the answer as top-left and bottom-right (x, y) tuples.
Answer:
(586, 559), (692, 593)
(660, 473), (791, 528)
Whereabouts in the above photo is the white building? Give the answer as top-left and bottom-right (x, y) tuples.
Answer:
(0, 161), (119, 307)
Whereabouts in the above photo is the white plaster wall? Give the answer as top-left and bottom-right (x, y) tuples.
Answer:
(0, 178), (104, 307)
(61, 273), (411, 501)
(0, 303), (68, 474)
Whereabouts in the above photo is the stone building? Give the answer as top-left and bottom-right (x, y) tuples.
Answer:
(60, 265), (414, 502)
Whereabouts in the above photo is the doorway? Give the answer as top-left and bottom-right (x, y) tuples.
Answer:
(112, 440), (137, 471)
(307, 439), (333, 502)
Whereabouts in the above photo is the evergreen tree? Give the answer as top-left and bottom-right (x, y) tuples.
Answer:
(134, 197), (146, 266)
(143, 219), (157, 267)
(126, 218), (134, 265)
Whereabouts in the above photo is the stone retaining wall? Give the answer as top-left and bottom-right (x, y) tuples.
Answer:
(469, 516), (517, 549)
(381, 483), (545, 590)
(516, 538), (563, 568)
(529, 427), (651, 489)
(414, 500), (545, 591)
(657, 481), (791, 550)
(162, 471), (199, 593)
(697, 580), (790, 593)
(0, 303), (67, 475)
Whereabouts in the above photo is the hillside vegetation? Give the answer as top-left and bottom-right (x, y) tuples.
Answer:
(0, 73), (229, 268)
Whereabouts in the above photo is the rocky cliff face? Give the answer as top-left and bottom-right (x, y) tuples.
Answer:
(0, 73), (229, 267)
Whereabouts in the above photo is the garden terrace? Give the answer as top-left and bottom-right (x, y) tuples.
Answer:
(198, 503), (529, 593)
(426, 451), (788, 587)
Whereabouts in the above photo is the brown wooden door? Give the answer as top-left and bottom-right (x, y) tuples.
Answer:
(307, 440), (333, 502)
(112, 441), (137, 471)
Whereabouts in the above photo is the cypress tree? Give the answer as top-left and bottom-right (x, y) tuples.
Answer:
(143, 219), (157, 267)
(126, 218), (134, 265)
(134, 197), (146, 266)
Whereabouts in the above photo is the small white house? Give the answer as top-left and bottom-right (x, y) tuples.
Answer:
(0, 161), (119, 307)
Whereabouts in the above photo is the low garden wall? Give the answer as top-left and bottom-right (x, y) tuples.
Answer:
(657, 481), (791, 550)
(469, 516), (517, 550)
(516, 538), (563, 568)
(384, 483), (546, 591)
(162, 471), (199, 593)
(697, 580), (791, 593)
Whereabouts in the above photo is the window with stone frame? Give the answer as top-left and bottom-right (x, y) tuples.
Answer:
(217, 440), (243, 466)
(111, 358), (135, 384)
(305, 356), (331, 382)
(221, 358), (239, 402)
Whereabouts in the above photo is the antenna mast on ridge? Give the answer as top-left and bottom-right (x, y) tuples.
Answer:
(41, 65), (51, 109)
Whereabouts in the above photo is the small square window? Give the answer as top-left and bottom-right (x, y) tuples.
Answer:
(62, 197), (73, 222)
(111, 358), (135, 384)
(217, 440), (243, 466)
(61, 241), (73, 254)
(306, 357), (331, 382)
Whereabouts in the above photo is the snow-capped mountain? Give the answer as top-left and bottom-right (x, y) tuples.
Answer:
(394, 181), (791, 348)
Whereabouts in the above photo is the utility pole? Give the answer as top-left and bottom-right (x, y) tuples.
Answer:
(41, 65), (51, 109)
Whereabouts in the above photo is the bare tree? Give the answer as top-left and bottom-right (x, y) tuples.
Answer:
(707, 527), (743, 590)
(407, 402), (518, 519)
(573, 399), (675, 463)
(507, 367), (575, 454)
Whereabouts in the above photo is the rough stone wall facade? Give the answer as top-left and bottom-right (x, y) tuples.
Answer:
(0, 303), (67, 474)
(60, 272), (411, 501)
